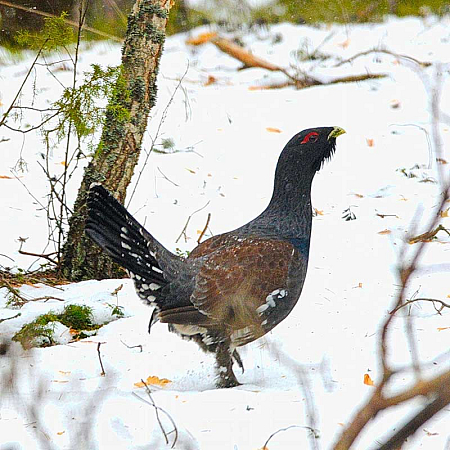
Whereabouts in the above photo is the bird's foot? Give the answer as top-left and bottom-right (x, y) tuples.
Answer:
(216, 371), (242, 389)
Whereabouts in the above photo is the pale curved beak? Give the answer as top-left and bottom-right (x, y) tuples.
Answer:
(328, 127), (346, 140)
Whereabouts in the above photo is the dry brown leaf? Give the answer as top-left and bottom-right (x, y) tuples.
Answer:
(57, 431), (65, 436)
(438, 327), (450, 331)
(185, 31), (218, 46)
(59, 370), (71, 375)
(436, 158), (448, 165)
(134, 375), (172, 388)
(60, 161), (68, 167)
(378, 229), (391, 235)
(212, 37), (282, 72)
(338, 39), (350, 48)
(352, 193), (364, 198)
(390, 99), (401, 109)
(366, 138), (374, 147)
(186, 168), (196, 174)
(314, 208), (324, 216)
(266, 127), (282, 133)
(440, 208), (449, 218)
(364, 373), (375, 386)
(204, 75), (217, 86)
(0, 175), (13, 179)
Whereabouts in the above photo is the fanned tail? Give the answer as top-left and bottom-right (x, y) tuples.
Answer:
(85, 184), (178, 305)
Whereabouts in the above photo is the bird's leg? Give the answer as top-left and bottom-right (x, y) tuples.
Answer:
(232, 349), (244, 373)
(215, 341), (241, 388)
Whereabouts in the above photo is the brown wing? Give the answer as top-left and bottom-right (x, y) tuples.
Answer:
(191, 238), (294, 333)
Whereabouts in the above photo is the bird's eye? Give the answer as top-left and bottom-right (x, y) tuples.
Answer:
(300, 132), (319, 144)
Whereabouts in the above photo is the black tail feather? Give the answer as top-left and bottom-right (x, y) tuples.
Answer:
(85, 184), (178, 305)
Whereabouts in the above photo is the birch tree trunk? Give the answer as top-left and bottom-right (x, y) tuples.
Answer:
(61, 0), (173, 281)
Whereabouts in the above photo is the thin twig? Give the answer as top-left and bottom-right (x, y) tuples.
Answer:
(390, 297), (450, 315)
(18, 249), (58, 265)
(175, 201), (210, 244)
(408, 224), (450, 244)
(333, 48), (431, 68)
(0, 312), (21, 324)
(0, 42), (48, 128)
(263, 425), (315, 449)
(197, 213), (211, 244)
(133, 380), (179, 448)
(157, 167), (180, 187)
(97, 342), (106, 376)
(120, 340), (143, 352)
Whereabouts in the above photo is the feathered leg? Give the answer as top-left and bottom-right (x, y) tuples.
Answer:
(215, 341), (241, 388)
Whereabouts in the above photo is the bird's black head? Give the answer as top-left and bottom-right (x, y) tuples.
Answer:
(280, 126), (345, 174)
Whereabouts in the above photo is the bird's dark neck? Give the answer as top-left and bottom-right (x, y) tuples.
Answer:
(241, 162), (314, 244)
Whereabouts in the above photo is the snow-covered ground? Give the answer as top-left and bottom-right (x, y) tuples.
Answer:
(1, 15), (450, 449)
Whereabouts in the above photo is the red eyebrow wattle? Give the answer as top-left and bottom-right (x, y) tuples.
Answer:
(301, 132), (319, 144)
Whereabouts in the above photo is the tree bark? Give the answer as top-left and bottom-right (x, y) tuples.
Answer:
(61, 0), (173, 281)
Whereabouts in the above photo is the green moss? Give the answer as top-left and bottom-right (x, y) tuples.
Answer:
(12, 312), (59, 349)
(59, 304), (95, 330)
(12, 304), (100, 349)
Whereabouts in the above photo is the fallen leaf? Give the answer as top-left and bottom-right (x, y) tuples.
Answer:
(134, 375), (172, 388)
(59, 161), (68, 166)
(378, 229), (391, 235)
(438, 327), (450, 331)
(353, 282), (363, 289)
(186, 168), (196, 174)
(59, 371), (71, 375)
(0, 175), (13, 179)
(440, 208), (449, 218)
(436, 158), (448, 165)
(352, 193), (364, 198)
(314, 208), (324, 215)
(364, 373), (375, 386)
(57, 431), (65, 436)
(204, 75), (217, 86)
(186, 31), (218, 46)
(366, 138), (375, 147)
(390, 99), (401, 109)
(338, 39), (350, 48)
(266, 127), (282, 133)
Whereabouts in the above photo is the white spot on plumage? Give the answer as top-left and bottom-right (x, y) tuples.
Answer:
(152, 266), (163, 274)
(256, 304), (269, 314)
(142, 283), (149, 290)
(149, 283), (160, 290)
(147, 295), (156, 302)
(265, 294), (276, 308)
(121, 241), (131, 250)
(261, 319), (268, 326)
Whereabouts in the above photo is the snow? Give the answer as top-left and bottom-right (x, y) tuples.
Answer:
(1, 15), (450, 449)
